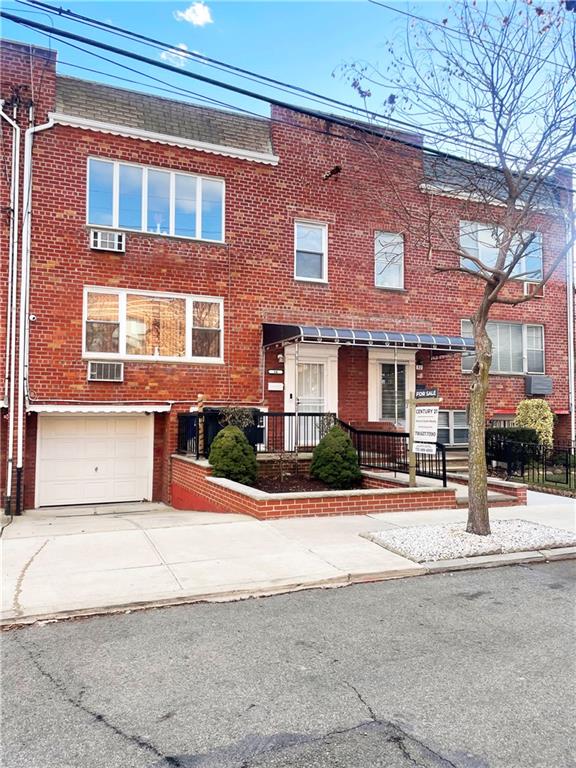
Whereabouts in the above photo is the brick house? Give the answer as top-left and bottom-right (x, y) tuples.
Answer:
(1, 39), (573, 511)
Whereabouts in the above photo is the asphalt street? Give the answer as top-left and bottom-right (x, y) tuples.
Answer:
(2, 561), (575, 768)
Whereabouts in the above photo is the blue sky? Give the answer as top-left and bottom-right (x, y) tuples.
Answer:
(1, 1), (450, 121)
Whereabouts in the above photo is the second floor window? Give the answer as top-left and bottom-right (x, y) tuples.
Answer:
(294, 221), (327, 282)
(375, 232), (404, 289)
(461, 319), (544, 374)
(87, 158), (224, 242)
(84, 287), (223, 362)
(459, 221), (543, 281)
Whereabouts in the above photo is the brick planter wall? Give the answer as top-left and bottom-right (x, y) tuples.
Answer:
(171, 455), (458, 519)
(448, 473), (528, 504)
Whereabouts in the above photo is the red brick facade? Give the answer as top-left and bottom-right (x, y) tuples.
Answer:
(0, 40), (572, 510)
(171, 456), (459, 519)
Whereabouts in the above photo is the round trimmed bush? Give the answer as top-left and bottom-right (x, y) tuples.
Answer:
(310, 426), (362, 490)
(515, 399), (554, 447)
(208, 425), (258, 486)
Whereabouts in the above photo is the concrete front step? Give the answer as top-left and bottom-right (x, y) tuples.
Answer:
(456, 491), (517, 508)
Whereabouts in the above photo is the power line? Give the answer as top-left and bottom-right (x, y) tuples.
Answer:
(12, 0), (516, 159)
(0, 9), (470, 158)
(1, 9), (574, 196)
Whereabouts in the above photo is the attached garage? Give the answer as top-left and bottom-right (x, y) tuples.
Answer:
(33, 406), (168, 507)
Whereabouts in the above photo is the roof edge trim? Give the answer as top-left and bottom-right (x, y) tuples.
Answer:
(49, 112), (279, 166)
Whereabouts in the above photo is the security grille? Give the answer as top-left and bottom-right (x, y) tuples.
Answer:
(87, 361), (124, 382)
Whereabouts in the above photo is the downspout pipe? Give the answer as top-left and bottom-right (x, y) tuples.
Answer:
(567, 211), (575, 444)
(1, 100), (20, 516)
(15, 109), (54, 515)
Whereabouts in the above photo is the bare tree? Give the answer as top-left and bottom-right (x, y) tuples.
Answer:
(343, 0), (575, 534)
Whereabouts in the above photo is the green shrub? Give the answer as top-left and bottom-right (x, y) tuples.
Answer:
(310, 426), (362, 490)
(208, 425), (258, 486)
(515, 399), (554, 448)
(486, 426), (539, 445)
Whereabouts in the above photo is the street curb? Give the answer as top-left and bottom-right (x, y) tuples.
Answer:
(2, 548), (575, 630)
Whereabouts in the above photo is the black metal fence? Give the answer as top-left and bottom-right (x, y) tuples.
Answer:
(338, 420), (447, 486)
(486, 434), (575, 490)
(177, 410), (447, 486)
(177, 410), (335, 459)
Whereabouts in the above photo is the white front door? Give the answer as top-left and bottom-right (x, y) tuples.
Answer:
(36, 414), (153, 507)
(283, 344), (338, 450)
(297, 362), (325, 446)
(297, 362), (325, 412)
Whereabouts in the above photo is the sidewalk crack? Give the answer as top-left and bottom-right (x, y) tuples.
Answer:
(13, 539), (49, 616)
(114, 515), (184, 591)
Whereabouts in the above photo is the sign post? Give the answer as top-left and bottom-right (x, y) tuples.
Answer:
(408, 389), (442, 487)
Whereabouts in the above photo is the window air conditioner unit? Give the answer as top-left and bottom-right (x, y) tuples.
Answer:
(87, 361), (124, 382)
(90, 229), (126, 253)
(523, 281), (544, 298)
(525, 376), (553, 396)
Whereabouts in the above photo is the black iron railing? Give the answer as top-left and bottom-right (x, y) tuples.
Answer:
(177, 410), (336, 458)
(177, 410), (447, 486)
(337, 420), (447, 486)
(486, 435), (575, 490)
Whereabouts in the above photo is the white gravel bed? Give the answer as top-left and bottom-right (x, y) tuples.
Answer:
(365, 519), (576, 563)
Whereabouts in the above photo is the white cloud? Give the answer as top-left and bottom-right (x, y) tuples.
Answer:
(160, 43), (190, 69)
(174, 2), (213, 27)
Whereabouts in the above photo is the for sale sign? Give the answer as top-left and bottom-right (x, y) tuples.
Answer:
(413, 404), (439, 455)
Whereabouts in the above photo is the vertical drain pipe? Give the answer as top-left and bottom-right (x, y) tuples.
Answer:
(15, 108), (54, 514)
(1, 100), (20, 516)
(567, 212), (575, 443)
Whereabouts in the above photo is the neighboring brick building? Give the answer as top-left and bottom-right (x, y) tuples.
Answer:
(1, 39), (573, 510)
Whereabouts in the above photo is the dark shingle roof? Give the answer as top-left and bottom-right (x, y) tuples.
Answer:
(422, 153), (562, 211)
(55, 75), (273, 156)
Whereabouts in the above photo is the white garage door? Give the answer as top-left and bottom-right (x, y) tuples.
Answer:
(36, 414), (153, 507)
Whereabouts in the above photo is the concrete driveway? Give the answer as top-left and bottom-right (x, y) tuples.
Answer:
(1, 492), (574, 625)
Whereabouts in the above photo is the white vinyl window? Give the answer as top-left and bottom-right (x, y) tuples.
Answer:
(461, 320), (544, 374)
(294, 221), (328, 282)
(87, 158), (225, 242)
(438, 410), (469, 445)
(84, 287), (223, 363)
(459, 221), (543, 280)
(375, 232), (404, 289)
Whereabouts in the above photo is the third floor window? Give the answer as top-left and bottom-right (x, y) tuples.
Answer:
(87, 158), (224, 242)
(459, 221), (543, 281)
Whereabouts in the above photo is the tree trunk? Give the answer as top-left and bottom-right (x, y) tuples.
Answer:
(467, 317), (492, 535)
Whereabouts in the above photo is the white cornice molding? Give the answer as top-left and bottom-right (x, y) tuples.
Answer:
(49, 112), (279, 166)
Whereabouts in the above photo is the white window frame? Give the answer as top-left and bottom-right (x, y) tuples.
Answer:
(459, 221), (543, 281)
(460, 319), (545, 375)
(438, 410), (469, 446)
(367, 348), (416, 424)
(86, 157), (225, 243)
(294, 220), (328, 284)
(374, 231), (404, 290)
(83, 286), (224, 364)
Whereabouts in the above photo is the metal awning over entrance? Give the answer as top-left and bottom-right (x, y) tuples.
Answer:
(263, 323), (475, 354)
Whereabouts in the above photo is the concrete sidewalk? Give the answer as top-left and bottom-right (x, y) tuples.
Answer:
(1, 492), (574, 626)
